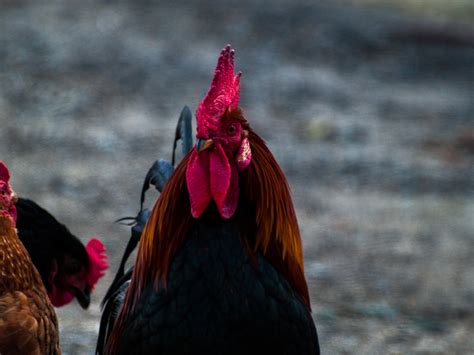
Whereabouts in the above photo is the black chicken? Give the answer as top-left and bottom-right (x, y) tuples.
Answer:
(15, 197), (108, 309)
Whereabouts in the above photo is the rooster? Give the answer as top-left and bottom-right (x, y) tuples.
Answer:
(101, 44), (320, 355)
(0, 161), (61, 355)
(15, 197), (109, 309)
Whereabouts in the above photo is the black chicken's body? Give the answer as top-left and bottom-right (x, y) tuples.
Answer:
(108, 217), (319, 355)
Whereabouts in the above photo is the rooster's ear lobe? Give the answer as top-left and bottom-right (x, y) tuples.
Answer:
(0, 161), (10, 182)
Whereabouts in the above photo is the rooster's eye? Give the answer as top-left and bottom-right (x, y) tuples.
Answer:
(227, 124), (236, 135)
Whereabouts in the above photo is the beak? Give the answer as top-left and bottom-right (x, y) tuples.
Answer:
(11, 189), (18, 203)
(74, 288), (91, 309)
(196, 138), (214, 153)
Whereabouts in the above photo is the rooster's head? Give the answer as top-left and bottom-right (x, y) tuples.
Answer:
(186, 44), (252, 219)
(0, 161), (18, 224)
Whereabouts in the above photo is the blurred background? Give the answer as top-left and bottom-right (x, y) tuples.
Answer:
(0, 0), (473, 353)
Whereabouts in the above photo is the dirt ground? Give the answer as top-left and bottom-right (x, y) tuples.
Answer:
(0, 1), (473, 354)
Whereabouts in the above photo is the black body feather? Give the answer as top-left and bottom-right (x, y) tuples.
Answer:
(100, 219), (319, 355)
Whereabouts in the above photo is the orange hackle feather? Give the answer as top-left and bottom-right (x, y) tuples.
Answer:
(242, 130), (309, 309)
(107, 114), (309, 353)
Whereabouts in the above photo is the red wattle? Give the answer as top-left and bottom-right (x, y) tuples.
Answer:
(186, 145), (241, 220)
(218, 164), (239, 219)
(186, 149), (212, 218)
(209, 144), (231, 210)
(47, 259), (75, 307)
(48, 287), (75, 307)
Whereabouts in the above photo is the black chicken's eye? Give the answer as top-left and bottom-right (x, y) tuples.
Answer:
(0, 190), (5, 196)
(227, 124), (236, 135)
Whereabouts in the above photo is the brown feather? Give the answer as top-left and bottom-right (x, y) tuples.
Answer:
(0, 217), (61, 355)
(241, 130), (310, 308)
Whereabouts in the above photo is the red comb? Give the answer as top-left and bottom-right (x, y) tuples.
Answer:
(196, 44), (242, 138)
(86, 238), (109, 289)
(0, 161), (10, 182)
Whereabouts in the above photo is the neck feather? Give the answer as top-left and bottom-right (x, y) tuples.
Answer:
(0, 217), (44, 292)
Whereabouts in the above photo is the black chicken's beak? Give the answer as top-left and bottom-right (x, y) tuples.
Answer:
(196, 138), (214, 153)
(74, 288), (91, 309)
(11, 189), (18, 203)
